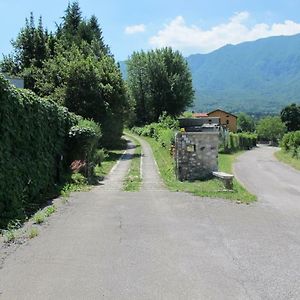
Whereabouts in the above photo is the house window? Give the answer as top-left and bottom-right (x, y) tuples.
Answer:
(226, 120), (229, 125)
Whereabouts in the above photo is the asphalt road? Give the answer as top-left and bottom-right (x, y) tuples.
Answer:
(234, 145), (300, 214)
(0, 142), (300, 299)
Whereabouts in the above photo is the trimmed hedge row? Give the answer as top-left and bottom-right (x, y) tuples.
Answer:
(280, 131), (300, 158)
(0, 75), (100, 228)
(220, 132), (257, 153)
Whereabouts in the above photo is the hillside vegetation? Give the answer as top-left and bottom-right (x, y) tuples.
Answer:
(121, 34), (300, 115)
(187, 34), (300, 114)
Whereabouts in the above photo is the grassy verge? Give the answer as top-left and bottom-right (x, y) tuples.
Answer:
(274, 150), (300, 171)
(123, 135), (142, 191)
(141, 135), (256, 203)
(94, 149), (125, 178)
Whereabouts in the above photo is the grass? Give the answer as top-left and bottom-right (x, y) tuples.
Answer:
(275, 149), (300, 171)
(1, 219), (22, 242)
(94, 149), (125, 178)
(141, 135), (256, 203)
(123, 135), (142, 191)
(28, 227), (39, 239)
(60, 182), (90, 198)
(32, 205), (57, 224)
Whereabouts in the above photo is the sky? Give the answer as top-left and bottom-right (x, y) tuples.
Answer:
(1, 0), (300, 61)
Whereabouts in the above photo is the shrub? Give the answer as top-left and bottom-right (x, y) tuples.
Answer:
(281, 131), (300, 158)
(68, 118), (101, 162)
(71, 173), (87, 185)
(220, 132), (257, 154)
(0, 75), (95, 228)
(93, 149), (108, 165)
(131, 114), (178, 150)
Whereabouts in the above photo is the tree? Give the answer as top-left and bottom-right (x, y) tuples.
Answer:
(256, 116), (286, 143)
(127, 47), (194, 125)
(280, 103), (300, 132)
(237, 112), (255, 132)
(61, 1), (82, 39)
(1, 2), (126, 148)
(0, 13), (52, 90)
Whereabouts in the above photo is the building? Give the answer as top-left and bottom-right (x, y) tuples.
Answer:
(207, 109), (237, 132)
(193, 112), (208, 118)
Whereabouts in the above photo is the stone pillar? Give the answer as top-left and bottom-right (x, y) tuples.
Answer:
(175, 132), (219, 181)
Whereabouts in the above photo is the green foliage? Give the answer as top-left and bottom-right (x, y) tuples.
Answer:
(1, 219), (22, 242)
(220, 132), (257, 154)
(280, 131), (300, 158)
(123, 136), (142, 192)
(28, 227), (39, 239)
(142, 135), (256, 203)
(256, 116), (286, 143)
(0, 75), (88, 228)
(275, 149), (300, 171)
(44, 205), (56, 217)
(187, 34), (300, 114)
(1, 2), (126, 149)
(70, 173), (88, 185)
(237, 112), (255, 132)
(68, 118), (101, 162)
(131, 113), (178, 150)
(93, 149), (108, 165)
(33, 211), (46, 224)
(280, 103), (300, 132)
(127, 48), (194, 125)
(33, 204), (56, 224)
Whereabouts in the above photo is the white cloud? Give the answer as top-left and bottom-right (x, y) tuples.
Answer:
(149, 12), (300, 54)
(125, 24), (146, 35)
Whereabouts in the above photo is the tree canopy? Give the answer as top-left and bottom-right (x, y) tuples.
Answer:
(1, 1), (126, 148)
(126, 48), (194, 125)
(256, 116), (286, 143)
(237, 112), (255, 132)
(280, 103), (300, 132)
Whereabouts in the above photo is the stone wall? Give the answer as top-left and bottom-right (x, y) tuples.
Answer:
(175, 132), (219, 181)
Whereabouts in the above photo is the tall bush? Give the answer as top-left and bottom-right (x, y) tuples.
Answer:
(280, 131), (300, 158)
(220, 132), (257, 153)
(0, 75), (99, 228)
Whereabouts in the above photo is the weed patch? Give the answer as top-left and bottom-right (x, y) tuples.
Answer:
(123, 134), (142, 191)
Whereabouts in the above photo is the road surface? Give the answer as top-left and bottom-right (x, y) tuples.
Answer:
(0, 142), (300, 299)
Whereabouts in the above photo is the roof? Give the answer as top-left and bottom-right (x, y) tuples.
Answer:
(193, 112), (208, 118)
(207, 109), (237, 118)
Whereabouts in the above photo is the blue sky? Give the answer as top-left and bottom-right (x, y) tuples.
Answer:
(1, 0), (300, 60)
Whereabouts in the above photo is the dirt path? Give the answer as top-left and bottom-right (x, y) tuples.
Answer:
(1, 140), (300, 299)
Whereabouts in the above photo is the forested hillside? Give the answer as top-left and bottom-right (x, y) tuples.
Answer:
(121, 34), (300, 115)
(187, 34), (300, 114)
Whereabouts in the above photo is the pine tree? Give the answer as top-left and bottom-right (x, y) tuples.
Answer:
(34, 16), (47, 68)
(62, 1), (82, 39)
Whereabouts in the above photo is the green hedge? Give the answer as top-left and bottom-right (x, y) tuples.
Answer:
(0, 75), (100, 228)
(280, 131), (300, 158)
(131, 114), (178, 149)
(220, 132), (257, 153)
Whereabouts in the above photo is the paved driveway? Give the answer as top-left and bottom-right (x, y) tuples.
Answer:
(0, 141), (300, 299)
(234, 145), (300, 214)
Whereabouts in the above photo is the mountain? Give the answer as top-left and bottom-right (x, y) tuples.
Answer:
(120, 34), (300, 115)
(187, 34), (300, 115)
